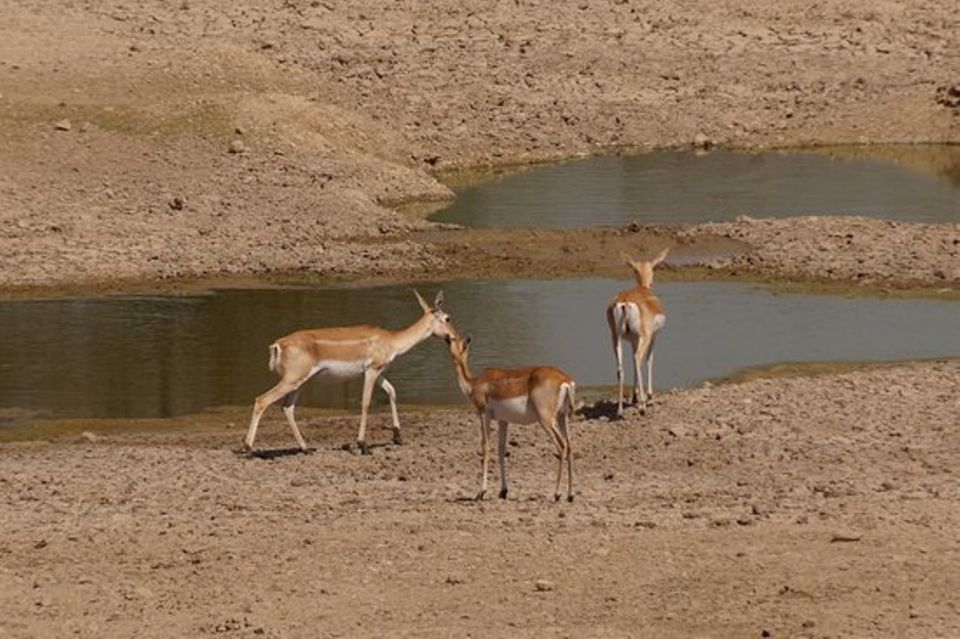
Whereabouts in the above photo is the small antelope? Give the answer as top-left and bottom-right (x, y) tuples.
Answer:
(445, 334), (577, 502)
(606, 248), (668, 417)
(245, 290), (456, 454)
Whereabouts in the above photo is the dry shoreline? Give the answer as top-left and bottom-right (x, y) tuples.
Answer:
(0, 216), (957, 300)
(2, 360), (958, 637)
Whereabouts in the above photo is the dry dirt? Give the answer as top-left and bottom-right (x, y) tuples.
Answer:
(1, 360), (958, 637)
(1, 0), (959, 292)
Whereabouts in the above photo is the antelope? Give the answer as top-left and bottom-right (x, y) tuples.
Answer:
(244, 290), (456, 455)
(445, 334), (577, 502)
(606, 248), (668, 418)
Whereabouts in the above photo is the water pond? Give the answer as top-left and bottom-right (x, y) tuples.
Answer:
(432, 146), (960, 228)
(1, 280), (957, 420)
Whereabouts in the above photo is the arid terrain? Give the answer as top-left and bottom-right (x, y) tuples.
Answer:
(1, 0), (958, 292)
(2, 0), (960, 637)
(1, 361), (958, 637)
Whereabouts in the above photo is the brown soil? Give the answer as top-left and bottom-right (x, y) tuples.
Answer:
(1, 1), (959, 292)
(683, 215), (960, 290)
(2, 360), (958, 637)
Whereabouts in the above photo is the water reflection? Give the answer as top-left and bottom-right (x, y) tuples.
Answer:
(433, 147), (960, 228)
(0, 281), (958, 420)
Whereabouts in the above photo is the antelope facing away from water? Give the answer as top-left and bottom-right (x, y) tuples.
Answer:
(606, 248), (668, 418)
(445, 334), (577, 502)
(245, 290), (456, 455)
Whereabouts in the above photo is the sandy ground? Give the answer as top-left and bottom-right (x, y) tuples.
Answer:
(1, 360), (958, 637)
(1, 0), (959, 292)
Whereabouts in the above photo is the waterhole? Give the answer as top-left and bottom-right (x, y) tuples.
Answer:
(1, 280), (957, 421)
(432, 146), (960, 228)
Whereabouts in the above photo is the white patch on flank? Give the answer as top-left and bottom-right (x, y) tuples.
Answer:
(652, 313), (666, 332)
(488, 396), (537, 424)
(621, 303), (642, 335)
(309, 359), (367, 381)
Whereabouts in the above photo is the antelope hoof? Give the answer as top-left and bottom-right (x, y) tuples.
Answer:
(358, 441), (371, 456)
(567, 494), (575, 503)
(554, 493), (562, 503)
(243, 441), (253, 452)
(392, 431), (403, 446)
(498, 488), (508, 500)
(475, 490), (486, 502)
(639, 405), (647, 416)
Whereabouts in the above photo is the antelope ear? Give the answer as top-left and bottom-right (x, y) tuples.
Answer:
(434, 290), (445, 309)
(652, 247), (669, 267)
(413, 289), (431, 313)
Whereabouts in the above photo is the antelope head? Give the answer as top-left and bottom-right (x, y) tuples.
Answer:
(413, 289), (457, 340)
(621, 247), (669, 288)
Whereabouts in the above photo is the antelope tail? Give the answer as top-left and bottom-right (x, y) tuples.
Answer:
(562, 382), (577, 419)
(268, 343), (281, 372)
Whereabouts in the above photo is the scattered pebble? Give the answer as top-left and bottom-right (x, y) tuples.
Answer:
(830, 532), (863, 543)
(534, 579), (554, 592)
(54, 119), (72, 131)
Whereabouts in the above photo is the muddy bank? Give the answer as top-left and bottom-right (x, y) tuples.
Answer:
(1, 360), (957, 636)
(3, 214), (958, 299)
(1, 1), (959, 292)
(682, 215), (960, 289)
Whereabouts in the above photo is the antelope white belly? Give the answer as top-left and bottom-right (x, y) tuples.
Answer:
(488, 396), (538, 424)
(310, 359), (367, 381)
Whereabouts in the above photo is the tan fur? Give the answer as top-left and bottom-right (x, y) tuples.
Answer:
(607, 248), (668, 417)
(245, 290), (456, 453)
(447, 336), (576, 502)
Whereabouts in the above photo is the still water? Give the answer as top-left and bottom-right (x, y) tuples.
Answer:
(433, 147), (960, 228)
(1, 280), (957, 420)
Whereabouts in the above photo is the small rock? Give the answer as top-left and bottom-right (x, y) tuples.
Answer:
(534, 579), (554, 592)
(228, 139), (246, 154)
(78, 121), (93, 133)
(445, 576), (464, 585)
(168, 196), (185, 211)
(34, 540), (48, 549)
(54, 119), (72, 131)
(692, 132), (713, 149)
(830, 532), (862, 543)
(81, 431), (98, 443)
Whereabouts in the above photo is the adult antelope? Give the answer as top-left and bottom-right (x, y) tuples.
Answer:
(445, 334), (577, 502)
(245, 290), (456, 455)
(606, 248), (668, 418)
